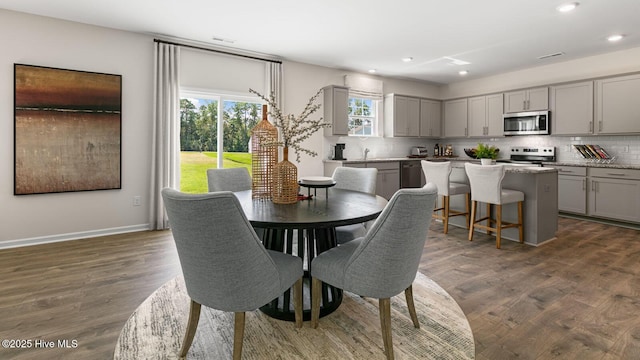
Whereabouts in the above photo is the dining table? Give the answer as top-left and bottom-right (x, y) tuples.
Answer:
(233, 188), (388, 321)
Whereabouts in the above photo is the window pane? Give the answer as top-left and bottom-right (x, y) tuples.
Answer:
(348, 97), (377, 136)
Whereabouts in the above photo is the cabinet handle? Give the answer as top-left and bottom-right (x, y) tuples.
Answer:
(606, 173), (627, 176)
(465, 127), (468, 136)
(599, 121), (603, 132)
(589, 121), (593, 132)
(582, 179), (586, 191)
(591, 180), (595, 191)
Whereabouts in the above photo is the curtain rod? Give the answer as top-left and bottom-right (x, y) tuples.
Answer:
(154, 39), (282, 64)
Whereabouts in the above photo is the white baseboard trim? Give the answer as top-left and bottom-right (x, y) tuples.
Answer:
(0, 224), (151, 250)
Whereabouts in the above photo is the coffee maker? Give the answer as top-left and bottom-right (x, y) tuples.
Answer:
(333, 143), (346, 160)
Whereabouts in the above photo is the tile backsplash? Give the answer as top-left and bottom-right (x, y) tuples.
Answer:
(326, 135), (640, 164)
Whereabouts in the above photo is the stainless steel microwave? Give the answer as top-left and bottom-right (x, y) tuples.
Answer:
(503, 110), (550, 136)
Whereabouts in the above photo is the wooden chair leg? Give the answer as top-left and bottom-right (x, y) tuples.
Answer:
(496, 204), (502, 249)
(518, 201), (524, 243)
(468, 200), (477, 241)
(486, 203), (492, 235)
(179, 300), (201, 358)
(233, 312), (245, 360)
(311, 277), (322, 329)
(443, 195), (450, 234)
(293, 277), (303, 328)
(404, 285), (420, 328)
(378, 298), (394, 360)
(464, 193), (470, 229)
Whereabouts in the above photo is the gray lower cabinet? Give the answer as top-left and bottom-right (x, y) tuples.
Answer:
(555, 166), (587, 214)
(553, 166), (640, 223)
(588, 168), (640, 223)
(325, 161), (400, 200)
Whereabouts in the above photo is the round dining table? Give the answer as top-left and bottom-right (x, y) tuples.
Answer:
(233, 188), (388, 321)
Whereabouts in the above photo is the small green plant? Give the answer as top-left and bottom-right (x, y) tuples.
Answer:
(474, 143), (499, 159)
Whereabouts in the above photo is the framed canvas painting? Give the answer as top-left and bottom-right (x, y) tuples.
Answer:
(14, 64), (122, 195)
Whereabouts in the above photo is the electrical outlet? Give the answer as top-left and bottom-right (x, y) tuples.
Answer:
(133, 196), (141, 206)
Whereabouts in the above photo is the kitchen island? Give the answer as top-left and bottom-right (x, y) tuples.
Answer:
(324, 158), (558, 246)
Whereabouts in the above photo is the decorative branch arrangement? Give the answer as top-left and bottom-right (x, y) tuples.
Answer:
(249, 88), (331, 162)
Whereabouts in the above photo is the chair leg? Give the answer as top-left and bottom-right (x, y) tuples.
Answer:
(404, 285), (420, 328)
(518, 201), (524, 243)
(464, 193), (470, 229)
(179, 300), (201, 358)
(378, 298), (394, 360)
(293, 277), (303, 328)
(443, 195), (450, 234)
(486, 203), (492, 235)
(311, 277), (322, 329)
(468, 200), (477, 241)
(233, 312), (245, 360)
(496, 204), (502, 249)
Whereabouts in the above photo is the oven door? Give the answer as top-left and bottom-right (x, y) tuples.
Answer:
(503, 111), (549, 135)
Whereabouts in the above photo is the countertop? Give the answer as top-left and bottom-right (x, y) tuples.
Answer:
(325, 157), (640, 170)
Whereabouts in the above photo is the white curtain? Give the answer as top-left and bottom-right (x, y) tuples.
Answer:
(150, 42), (181, 230)
(266, 61), (283, 109)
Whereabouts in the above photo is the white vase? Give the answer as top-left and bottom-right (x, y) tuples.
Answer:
(480, 158), (494, 165)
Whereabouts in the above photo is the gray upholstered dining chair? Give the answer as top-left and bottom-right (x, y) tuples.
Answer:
(161, 188), (303, 360)
(421, 160), (471, 234)
(310, 184), (438, 360)
(332, 167), (378, 244)
(464, 163), (524, 249)
(207, 167), (252, 192)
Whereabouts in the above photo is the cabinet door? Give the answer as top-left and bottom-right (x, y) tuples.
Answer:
(595, 74), (640, 134)
(551, 81), (593, 135)
(527, 87), (549, 111)
(444, 99), (468, 137)
(406, 97), (420, 136)
(393, 96), (408, 136)
(588, 178), (640, 222)
(504, 90), (527, 113)
(558, 175), (587, 214)
(378, 170), (400, 200)
(486, 94), (504, 136)
(323, 86), (349, 136)
(467, 96), (486, 137)
(419, 99), (441, 137)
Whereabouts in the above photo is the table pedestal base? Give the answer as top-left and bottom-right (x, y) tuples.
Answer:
(259, 227), (342, 321)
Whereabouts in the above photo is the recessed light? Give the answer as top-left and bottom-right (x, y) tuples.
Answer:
(368, 69), (376, 74)
(459, 70), (469, 76)
(402, 57), (413, 62)
(557, 2), (579, 12)
(607, 34), (624, 42)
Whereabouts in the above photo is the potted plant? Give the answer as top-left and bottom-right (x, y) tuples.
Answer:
(475, 143), (499, 165)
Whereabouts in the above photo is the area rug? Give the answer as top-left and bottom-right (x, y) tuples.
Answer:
(114, 272), (474, 359)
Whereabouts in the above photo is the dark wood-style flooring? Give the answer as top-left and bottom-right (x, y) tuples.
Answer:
(1, 217), (639, 359)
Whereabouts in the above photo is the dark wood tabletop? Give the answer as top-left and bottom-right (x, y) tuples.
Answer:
(234, 188), (388, 229)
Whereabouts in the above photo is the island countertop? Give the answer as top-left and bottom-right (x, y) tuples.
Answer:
(324, 158), (557, 174)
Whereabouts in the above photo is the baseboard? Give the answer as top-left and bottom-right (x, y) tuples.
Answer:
(0, 224), (151, 250)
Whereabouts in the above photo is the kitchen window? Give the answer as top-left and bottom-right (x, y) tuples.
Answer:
(348, 97), (380, 136)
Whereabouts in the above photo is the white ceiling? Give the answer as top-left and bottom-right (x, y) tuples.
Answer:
(1, 0), (639, 84)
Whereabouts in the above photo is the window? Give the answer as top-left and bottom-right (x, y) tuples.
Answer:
(179, 90), (261, 193)
(348, 97), (380, 136)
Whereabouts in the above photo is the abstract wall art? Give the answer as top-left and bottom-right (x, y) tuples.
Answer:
(14, 64), (122, 195)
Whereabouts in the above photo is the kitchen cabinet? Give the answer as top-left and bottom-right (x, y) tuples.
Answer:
(443, 98), (468, 137)
(588, 168), (640, 223)
(368, 161), (400, 200)
(323, 85), (350, 136)
(595, 74), (640, 134)
(504, 87), (548, 113)
(419, 99), (442, 137)
(554, 166), (587, 214)
(468, 94), (503, 137)
(550, 81), (594, 135)
(384, 94), (420, 137)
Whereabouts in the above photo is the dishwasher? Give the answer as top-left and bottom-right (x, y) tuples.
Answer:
(401, 161), (425, 188)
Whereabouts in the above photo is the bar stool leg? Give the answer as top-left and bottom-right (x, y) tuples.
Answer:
(518, 201), (524, 243)
(496, 204), (502, 249)
(443, 195), (450, 234)
(468, 200), (477, 241)
(464, 193), (470, 229)
(486, 203), (492, 235)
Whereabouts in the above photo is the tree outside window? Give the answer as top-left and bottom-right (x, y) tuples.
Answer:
(348, 97), (376, 136)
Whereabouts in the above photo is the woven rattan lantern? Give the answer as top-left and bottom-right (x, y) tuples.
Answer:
(272, 147), (298, 204)
(250, 105), (278, 200)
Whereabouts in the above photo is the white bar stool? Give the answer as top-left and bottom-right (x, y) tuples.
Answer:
(421, 161), (470, 234)
(464, 163), (524, 249)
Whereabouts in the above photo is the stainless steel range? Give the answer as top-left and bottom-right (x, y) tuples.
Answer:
(498, 146), (556, 166)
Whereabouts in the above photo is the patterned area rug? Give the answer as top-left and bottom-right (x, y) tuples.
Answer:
(114, 272), (474, 359)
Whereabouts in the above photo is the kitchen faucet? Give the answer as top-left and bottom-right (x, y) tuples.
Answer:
(364, 148), (370, 160)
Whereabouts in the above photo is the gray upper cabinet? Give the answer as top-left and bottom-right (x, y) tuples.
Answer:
(419, 99), (442, 137)
(468, 94), (503, 137)
(504, 87), (549, 113)
(550, 81), (594, 135)
(384, 94), (420, 137)
(443, 98), (468, 138)
(595, 74), (640, 134)
(323, 85), (350, 136)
